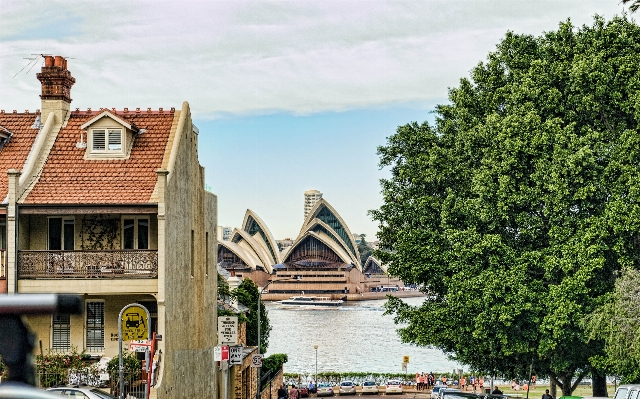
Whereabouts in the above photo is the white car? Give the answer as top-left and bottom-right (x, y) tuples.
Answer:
(361, 381), (379, 395)
(317, 383), (335, 397)
(47, 387), (118, 399)
(385, 380), (403, 395)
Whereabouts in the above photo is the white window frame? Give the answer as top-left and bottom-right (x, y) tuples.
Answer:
(121, 216), (150, 250)
(85, 300), (105, 354)
(90, 127), (123, 154)
(47, 216), (75, 251)
(0, 219), (6, 250)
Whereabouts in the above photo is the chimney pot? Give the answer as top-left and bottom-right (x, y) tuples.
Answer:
(44, 56), (54, 67)
(54, 56), (63, 67)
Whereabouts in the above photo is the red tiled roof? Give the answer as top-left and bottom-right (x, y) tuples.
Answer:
(23, 109), (175, 204)
(0, 112), (41, 201)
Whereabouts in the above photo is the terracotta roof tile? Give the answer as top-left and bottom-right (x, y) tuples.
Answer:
(0, 112), (41, 201)
(23, 109), (175, 204)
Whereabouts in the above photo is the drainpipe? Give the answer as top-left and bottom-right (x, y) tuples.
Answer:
(7, 169), (20, 294)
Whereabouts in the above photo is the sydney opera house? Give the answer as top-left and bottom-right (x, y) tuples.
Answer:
(217, 198), (406, 300)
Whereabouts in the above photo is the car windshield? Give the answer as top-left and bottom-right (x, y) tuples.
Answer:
(445, 395), (482, 399)
(364, 382), (376, 386)
(341, 382), (353, 386)
(388, 381), (401, 385)
(319, 384), (331, 388)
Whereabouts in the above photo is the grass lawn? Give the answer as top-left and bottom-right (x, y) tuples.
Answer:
(500, 384), (616, 398)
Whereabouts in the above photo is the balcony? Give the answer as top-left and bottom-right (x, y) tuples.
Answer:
(18, 250), (158, 279)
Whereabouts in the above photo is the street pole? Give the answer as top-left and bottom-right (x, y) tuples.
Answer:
(314, 345), (318, 384)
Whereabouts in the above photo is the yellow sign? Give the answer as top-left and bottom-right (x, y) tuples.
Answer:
(403, 356), (410, 363)
(121, 305), (148, 340)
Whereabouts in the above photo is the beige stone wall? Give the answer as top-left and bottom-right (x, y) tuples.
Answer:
(156, 102), (218, 399)
(232, 346), (258, 399)
(261, 369), (284, 399)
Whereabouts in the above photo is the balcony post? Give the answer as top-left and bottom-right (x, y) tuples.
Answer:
(7, 169), (20, 294)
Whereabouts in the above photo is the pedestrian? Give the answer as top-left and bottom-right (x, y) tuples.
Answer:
(308, 381), (316, 394)
(479, 378), (484, 392)
(278, 386), (287, 399)
(460, 376), (466, 391)
(532, 376), (537, 390)
(523, 383), (529, 392)
(542, 389), (553, 399)
(511, 380), (516, 390)
(492, 386), (503, 395)
(290, 385), (299, 399)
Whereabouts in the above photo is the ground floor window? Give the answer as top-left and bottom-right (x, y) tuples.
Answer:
(52, 313), (71, 352)
(86, 302), (104, 352)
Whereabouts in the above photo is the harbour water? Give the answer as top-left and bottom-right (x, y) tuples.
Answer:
(264, 296), (463, 375)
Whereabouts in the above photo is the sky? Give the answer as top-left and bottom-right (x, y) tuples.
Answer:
(0, 0), (628, 240)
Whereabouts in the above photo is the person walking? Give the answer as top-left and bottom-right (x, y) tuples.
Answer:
(460, 376), (467, 391)
(278, 386), (287, 399)
(290, 385), (299, 399)
(542, 389), (553, 399)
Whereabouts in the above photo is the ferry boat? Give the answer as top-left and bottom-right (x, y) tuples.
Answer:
(278, 295), (344, 309)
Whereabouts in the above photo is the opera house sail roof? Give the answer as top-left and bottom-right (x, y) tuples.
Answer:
(217, 199), (362, 273)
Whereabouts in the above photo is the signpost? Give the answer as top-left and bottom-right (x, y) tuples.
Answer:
(218, 316), (238, 345)
(118, 303), (151, 399)
(229, 345), (243, 365)
(251, 354), (263, 368)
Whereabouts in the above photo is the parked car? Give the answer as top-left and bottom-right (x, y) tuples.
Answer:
(361, 381), (379, 395)
(441, 390), (477, 399)
(47, 387), (117, 399)
(299, 386), (310, 398)
(386, 380), (403, 395)
(339, 381), (357, 395)
(317, 383), (335, 397)
(614, 385), (640, 399)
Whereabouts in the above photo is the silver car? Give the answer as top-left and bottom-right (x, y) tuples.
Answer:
(47, 387), (117, 399)
(339, 381), (357, 395)
(361, 381), (379, 395)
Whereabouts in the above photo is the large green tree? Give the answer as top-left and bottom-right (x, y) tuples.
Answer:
(233, 279), (272, 354)
(585, 268), (640, 383)
(371, 15), (640, 396)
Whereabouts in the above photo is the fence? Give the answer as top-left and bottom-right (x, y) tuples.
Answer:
(37, 369), (147, 399)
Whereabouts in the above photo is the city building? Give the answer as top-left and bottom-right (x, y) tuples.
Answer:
(303, 189), (322, 219)
(0, 56), (218, 399)
(217, 225), (233, 241)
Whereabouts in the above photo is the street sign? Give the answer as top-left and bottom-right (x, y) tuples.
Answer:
(402, 362), (407, 372)
(129, 340), (151, 353)
(229, 345), (243, 365)
(214, 346), (222, 361)
(221, 345), (229, 361)
(218, 316), (238, 345)
(121, 305), (149, 340)
(403, 355), (410, 363)
(251, 354), (262, 368)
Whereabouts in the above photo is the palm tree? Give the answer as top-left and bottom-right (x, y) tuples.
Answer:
(622, 0), (640, 12)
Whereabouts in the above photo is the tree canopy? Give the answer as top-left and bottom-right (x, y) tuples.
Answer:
(371, 15), (640, 395)
(234, 278), (272, 354)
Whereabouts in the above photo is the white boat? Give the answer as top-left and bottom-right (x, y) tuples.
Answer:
(278, 295), (344, 308)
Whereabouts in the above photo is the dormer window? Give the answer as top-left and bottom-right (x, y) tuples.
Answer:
(81, 111), (137, 160)
(92, 128), (123, 152)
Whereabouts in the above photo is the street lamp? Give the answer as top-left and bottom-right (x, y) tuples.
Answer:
(314, 345), (318, 385)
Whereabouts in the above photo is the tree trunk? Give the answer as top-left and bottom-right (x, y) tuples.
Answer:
(550, 375), (558, 399)
(560, 375), (573, 397)
(592, 371), (608, 397)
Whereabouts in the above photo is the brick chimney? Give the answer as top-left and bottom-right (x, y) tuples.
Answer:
(36, 55), (75, 124)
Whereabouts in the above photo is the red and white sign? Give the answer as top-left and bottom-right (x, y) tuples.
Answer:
(221, 345), (229, 361)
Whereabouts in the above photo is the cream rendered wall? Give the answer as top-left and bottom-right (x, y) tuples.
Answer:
(156, 103), (217, 399)
(26, 295), (156, 358)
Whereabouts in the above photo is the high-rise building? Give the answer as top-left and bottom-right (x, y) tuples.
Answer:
(304, 189), (323, 219)
(217, 226), (233, 241)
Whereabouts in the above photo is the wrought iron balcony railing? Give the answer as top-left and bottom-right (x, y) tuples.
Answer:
(0, 249), (5, 279)
(18, 250), (158, 279)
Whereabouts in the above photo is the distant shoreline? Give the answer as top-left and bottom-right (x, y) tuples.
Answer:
(261, 290), (426, 302)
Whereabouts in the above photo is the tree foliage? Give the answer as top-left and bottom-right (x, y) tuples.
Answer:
(622, 0), (640, 13)
(234, 278), (272, 354)
(358, 234), (373, 265)
(371, 15), (640, 395)
(585, 269), (640, 382)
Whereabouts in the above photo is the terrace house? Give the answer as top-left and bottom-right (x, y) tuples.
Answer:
(0, 56), (218, 398)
